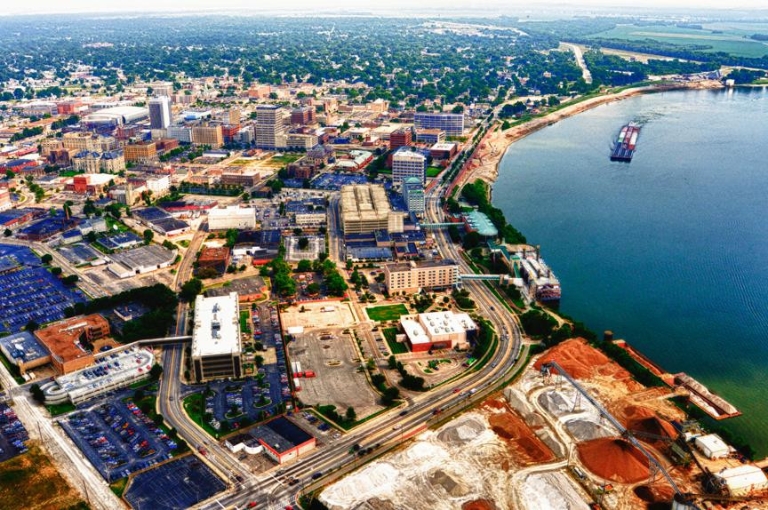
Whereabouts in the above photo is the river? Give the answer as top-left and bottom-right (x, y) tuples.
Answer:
(494, 87), (768, 456)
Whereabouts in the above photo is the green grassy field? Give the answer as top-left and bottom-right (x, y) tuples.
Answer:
(366, 304), (408, 322)
(590, 24), (768, 58)
(383, 327), (409, 354)
(426, 166), (444, 178)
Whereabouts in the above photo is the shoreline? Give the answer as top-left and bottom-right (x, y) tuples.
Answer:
(467, 80), (724, 188)
(460, 79), (765, 460)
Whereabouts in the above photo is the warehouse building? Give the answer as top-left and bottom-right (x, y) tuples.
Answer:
(340, 184), (405, 234)
(107, 245), (177, 278)
(208, 206), (256, 231)
(383, 259), (459, 294)
(694, 434), (731, 459)
(715, 465), (768, 496)
(399, 311), (476, 352)
(191, 293), (242, 382)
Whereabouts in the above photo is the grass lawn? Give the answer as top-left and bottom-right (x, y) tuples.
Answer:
(0, 352), (25, 384)
(110, 477), (129, 498)
(426, 166), (444, 178)
(0, 444), (87, 510)
(366, 304), (409, 322)
(240, 310), (251, 334)
(383, 327), (409, 354)
(46, 402), (76, 416)
(270, 154), (302, 164)
(183, 393), (222, 439)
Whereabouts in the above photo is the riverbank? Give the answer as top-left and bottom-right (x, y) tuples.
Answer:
(468, 80), (724, 187)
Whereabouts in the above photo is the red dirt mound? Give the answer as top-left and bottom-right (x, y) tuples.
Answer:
(621, 405), (678, 442)
(634, 484), (674, 503)
(462, 499), (497, 510)
(488, 411), (555, 464)
(578, 438), (650, 484)
(533, 338), (631, 380)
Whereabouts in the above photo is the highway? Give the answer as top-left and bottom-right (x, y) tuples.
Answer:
(144, 121), (532, 509)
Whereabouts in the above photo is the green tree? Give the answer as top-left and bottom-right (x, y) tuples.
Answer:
(3, 229), (11, 237)
(150, 364), (163, 379)
(180, 278), (203, 302)
(51, 266), (63, 276)
(345, 406), (357, 422)
(143, 229), (154, 245)
(298, 237), (309, 250)
(30, 383), (45, 403)
(41, 253), (53, 264)
(306, 282), (320, 295)
(25, 320), (40, 332)
(296, 259), (312, 272)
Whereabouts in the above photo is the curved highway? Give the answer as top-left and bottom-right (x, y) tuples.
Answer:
(154, 131), (531, 509)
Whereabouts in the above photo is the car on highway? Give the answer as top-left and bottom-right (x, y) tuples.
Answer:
(398, 410), (408, 416)
(311, 471), (322, 480)
(392, 424), (402, 430)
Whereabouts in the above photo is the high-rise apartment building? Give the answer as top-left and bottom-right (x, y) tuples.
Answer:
(414, 112), (465, 136)
(255, 105), (289, 149)
(392, 149), (426, 185)
(148, 96), (172, 129)
(402, 177), (426, 216)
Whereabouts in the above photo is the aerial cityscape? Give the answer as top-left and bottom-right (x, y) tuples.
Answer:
(0, 3), (767, 510)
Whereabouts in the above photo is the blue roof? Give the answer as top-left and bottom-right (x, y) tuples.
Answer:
(463, 210), (498, 238)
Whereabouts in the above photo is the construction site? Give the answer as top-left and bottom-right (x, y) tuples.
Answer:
(320, 338), (768, 510)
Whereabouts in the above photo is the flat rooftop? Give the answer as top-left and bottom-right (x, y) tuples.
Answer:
(252, 416), (314, 454)
(109, 245), (176, 270)
(192, 293), (241, 358)
(34, 314), (109, 364)
(420, 311), (466, 337)
(400, 316), (430, 346)
(0, 331), (49, 364)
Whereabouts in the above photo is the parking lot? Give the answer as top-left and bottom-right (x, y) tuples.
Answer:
(289, 330), (383, 419)
(0, 402), (30, 463)
(60, 398), (179, 482)
(311, 172), (368, 190)
(0, 247), (86, 334)
(124, 456), (226, 510)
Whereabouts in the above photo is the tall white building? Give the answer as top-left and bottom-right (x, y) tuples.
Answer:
(148, 96), (172, 129)
(255, 105), (289, 149)
(191, 293), (242, 382)
(208, 206), (256, 230)
(392, 149), (426, 185)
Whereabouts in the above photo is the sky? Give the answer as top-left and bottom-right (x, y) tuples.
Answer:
(4, 0), (767, 15)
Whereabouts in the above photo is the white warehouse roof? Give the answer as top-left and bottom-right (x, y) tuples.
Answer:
(717, 465), (768, 491)
(695, 434), (730, 458)
(193, 292), (241, 358)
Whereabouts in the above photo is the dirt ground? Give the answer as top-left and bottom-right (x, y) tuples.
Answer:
(0, 443), (86, 510)
(280, 302), (356, 330)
